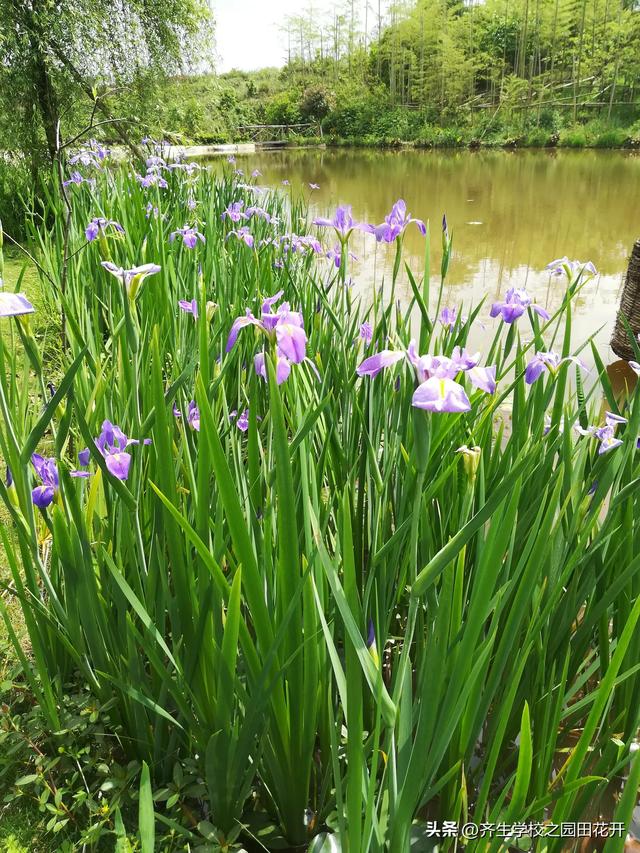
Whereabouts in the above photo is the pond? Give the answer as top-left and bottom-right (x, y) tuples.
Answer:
(211, 147), (640, 356)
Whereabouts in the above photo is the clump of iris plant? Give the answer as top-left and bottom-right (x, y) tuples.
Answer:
(357, 341), (496, 413)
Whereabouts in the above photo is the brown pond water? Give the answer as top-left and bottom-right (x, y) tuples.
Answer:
(211, 148), (640, 358)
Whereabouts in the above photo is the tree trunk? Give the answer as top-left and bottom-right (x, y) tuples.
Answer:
(24, 16), (59, 162)
(33, 50), (59, 160)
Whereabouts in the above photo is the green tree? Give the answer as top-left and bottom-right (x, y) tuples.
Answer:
(0, 0), (213, 166)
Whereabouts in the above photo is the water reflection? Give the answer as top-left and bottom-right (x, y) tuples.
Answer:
(211, 148), (640, 354)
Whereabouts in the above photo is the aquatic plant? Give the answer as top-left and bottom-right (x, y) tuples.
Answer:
(1, 159), (639, 852)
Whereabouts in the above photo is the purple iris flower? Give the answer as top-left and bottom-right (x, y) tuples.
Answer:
(360, 322), (373, 344)
(576, 412), (627, 455)
(594, 425), (623, 454)
(326, 244), (357, 269)
(31, 454), (59, 508)
(63, 171), (95, 187)
(357, 339), (497, 409)
(93, 419), (151, 480)
(186, 401), (200, 432)
(450, 347), (480, 371)
(179, 299), (198, 319)
(136, 171), (168, 189)
(226, 227), (254, 249)
(6, 467), (13, 487)
(373, 199), (426, 243)
(546, 257), (597, 278)
(78, 448), (91, 466)
(525, 351), (586, 384)
(274, 310), (307, 362)
(282, 179), (290, 186)
(85, 218), (124, 242)
(412, 378), (471, 413)
(0, 293), (35, 318)
(313, 205), (373, 240)
(232, 409), (250, 432)
(281, 234), (323, 255)
(90, 140), (110, 161)
(467, 365), (497, 394)
(170, 225), (205, 249)
(227, 156), (236, 164)
(69, 150), (101, 168)
(309, 183), (320, 190)
(226, 291), (307, 361)
(244, 206), (272, 223)
(173, 162), (199, 174)
(408, 346), (493, 398)
(439, 307), (457, 328)
(490, 288), (550, 324)
(222, 202), (246, 222)
(227, 292), (315, 385)
(95, 421), (130, 479)
(543, 415), (564, 436)
(357, 350), (405, 378)
(254, 351), (291, 385)
(251, 169), (262, 178)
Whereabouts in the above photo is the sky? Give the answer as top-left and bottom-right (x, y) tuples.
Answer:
(211, 0), (316, 73)
(213, 0), (308, 73)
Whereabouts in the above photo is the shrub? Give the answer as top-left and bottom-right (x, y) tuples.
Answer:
(300, 84), (336, 123)
(558, 126), (588, 147)
(264, 90), (303, 126)
(0, 158), (31, 240)
(593, 127), (631, 148)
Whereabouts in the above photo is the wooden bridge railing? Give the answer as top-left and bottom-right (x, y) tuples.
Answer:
(235, 123), (322, 143)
